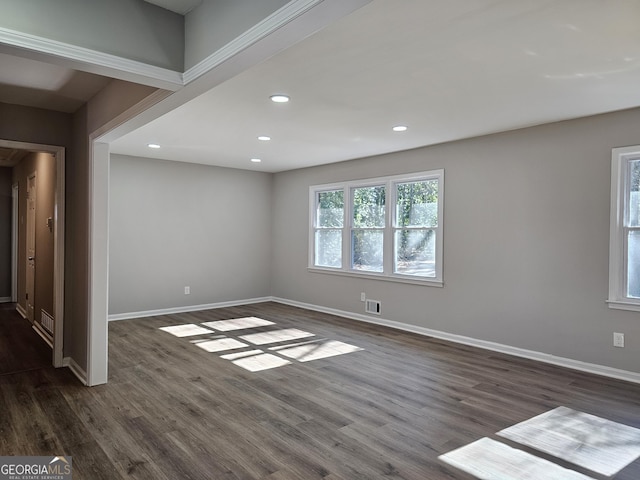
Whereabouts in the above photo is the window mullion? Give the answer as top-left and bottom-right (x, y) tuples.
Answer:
(383, 181), (393, 275)
(345, 187), (352, 272)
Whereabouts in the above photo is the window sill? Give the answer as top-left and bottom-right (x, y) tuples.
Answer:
(308, 267), (444, 287)
(606, 299), (640, 312)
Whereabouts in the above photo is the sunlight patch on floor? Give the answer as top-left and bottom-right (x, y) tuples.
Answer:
(439, 437), (594, 480)
(193, 338), (249, 353)
(202, 317), (275, 331)
(274, 339), (363, 362)
(159, 317), (363, 373)
(159, 324), (213, 337)
(239, 328), (315, 345)
(221, 351), (291, 372)
(498, 406), (640, 477)
(440, 406), (640, 479)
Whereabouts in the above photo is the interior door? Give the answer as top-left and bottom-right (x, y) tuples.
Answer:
(26, 173), (36, 323)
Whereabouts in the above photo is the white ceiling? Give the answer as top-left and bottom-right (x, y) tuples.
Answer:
(2, 0), (638, 173)
(110, 0), (640, 172)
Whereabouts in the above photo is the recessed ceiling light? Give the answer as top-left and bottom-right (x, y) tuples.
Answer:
(270, 94), (290, 103)
(148, 143), (161, 148)
(392, 125), (408, 132)
(258, 136), (271, 141)
(251, 158), (262, 163)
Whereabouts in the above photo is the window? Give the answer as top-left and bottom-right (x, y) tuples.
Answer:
(310, 170), (444, 285)
(314, 189), (344, 268)
(608, 146), (640, 310)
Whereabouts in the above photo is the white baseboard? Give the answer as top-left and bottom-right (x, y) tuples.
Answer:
(272, 297), (640, 385)
(0, 296), (11, 303)
(15, 303), (27, 318)
(106, 295), (640, 385)
(32, 323), (53, 348)
(63, 357), (87, 385)
(108, 297), (273, 321)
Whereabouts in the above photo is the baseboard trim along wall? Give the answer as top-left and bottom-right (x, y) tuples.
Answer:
(15, 303), (26, 319)
(0, 297), (11, 303)
(32, 323), (53, 348)
(272, 297), (640, 386)
(108, 297), (273, 321)
(63, 357), (87, 386)
(106, 295), (640, 385)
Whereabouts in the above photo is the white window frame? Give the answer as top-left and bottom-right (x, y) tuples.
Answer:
(608, 145), (640, 311)
(309, 170), (444, 286)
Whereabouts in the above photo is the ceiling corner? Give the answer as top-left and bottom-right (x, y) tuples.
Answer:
(143, 0), (203, 15)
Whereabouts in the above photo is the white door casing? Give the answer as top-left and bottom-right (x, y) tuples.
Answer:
(26, 172), (36, 323)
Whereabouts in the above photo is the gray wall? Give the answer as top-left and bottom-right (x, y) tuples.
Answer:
(185, 0), (289, 69)
(0, 0), (184, 70)
(0, 104), (71, 329)
(0, 168), (11, 299)
(108, 155), (273, 314)
(271, 108), (640, 374)
(65, 80), (162, 371)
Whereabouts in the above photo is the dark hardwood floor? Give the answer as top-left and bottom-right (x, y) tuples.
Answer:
(1, 301), (640, 479)
(0, 303), (51, 375)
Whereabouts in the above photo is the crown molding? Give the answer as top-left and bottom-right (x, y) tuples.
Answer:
(0, 27), (184, 90)
(183, 0), (326, 84)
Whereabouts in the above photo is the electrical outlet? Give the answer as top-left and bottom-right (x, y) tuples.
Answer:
(360, 292), (366, 302)
(184, 286), (190, 295)
(613, 332), (625, 348)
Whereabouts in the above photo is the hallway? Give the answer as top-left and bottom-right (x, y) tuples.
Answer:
(0, 303), (51, 376)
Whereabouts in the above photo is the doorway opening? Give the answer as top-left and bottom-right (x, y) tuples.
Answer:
(0, 140), (65, 368)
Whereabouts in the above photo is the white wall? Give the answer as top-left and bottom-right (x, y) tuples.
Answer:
(109, 154), (272, 315)
(271, 108), (640, 374)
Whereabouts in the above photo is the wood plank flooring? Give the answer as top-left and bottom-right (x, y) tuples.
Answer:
(1, 301), (640, 479)
(0, 303), (51, 375)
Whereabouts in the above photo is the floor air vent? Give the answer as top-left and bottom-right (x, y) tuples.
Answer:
(41, 310), (54, 334)
(365, 299), (381, 315)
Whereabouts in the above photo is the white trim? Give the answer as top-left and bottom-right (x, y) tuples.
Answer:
(272, 297), (640, 385)
(0, 0), (370, 91)
(108, 297), (272, 321)
(33, 323), (53, 348)
(0, 297), (11, 303)
(85, 90), (171, 386)
(608, 145), (640, 310)
(308, 267), (444, 287)
(15, 303), (27, 319)
(87, 142), (110, 386)
(63, 357), (88, 386)
(0, 27), (183, 90)
(0, 140), (65, 369)
(184, 0), (325, 84)
(607, 300), (640, 312)
(53, 148), (65, 368)
(91, 89), (172, 143)
(84, 0), (373, 387)
(310, 170), (444, 284)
